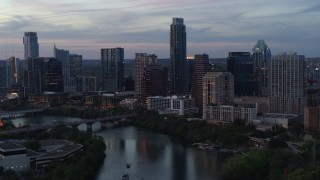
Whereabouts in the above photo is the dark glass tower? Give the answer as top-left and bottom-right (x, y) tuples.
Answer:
(170, 18), (187, 95)
(101, 48), (124, 92)
(227, 52), (255, 96)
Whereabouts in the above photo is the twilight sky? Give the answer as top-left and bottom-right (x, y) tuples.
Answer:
(0, 0), (319, 59)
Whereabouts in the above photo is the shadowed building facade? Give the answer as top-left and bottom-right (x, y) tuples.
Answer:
(101, 48), (124, 92)
(170, 18), (187, 94)
(269, 52), (305, 115)
(192, 54), (209, 115)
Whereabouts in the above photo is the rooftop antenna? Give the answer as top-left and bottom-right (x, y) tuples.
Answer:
(11, 41), (13, 57)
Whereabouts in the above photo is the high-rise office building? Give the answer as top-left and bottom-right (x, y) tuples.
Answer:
(170, 17), (187, 94)
(202, 71), (235, 119)
(43, 58), (64, 92)
(70, 54), (82, 91)
(24, 57), (44, 93)
(304, 80), (320, 132)
(269, 52), (305, 115)
(54, 45), (71, 92)
(141, 65), (168, 105)
(134, 53), (157, 97)
(227, 52), (255, 96)
(0, 61), (9, 88)
(252, 40), (271, 96)
(101, 48), (124, 92)
(23, 32), (39, 61)
(192, 54), (209, 114)
(7, 57), (20, 86)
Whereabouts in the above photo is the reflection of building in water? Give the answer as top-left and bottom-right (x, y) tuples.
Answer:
(172, 145), (186, 180)
(193, 151), (220, 178)
(135, 133), (166, 162)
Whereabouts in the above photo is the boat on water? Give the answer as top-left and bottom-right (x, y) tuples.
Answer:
(122, 173), (129, 180)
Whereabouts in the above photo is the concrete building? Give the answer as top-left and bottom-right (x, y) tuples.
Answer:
(24, 57), (44, 93)
(227, 52), (256, 96)
(234, 96), (269, 113)
(147, 95), (198, 116)
(253, 113), (299, 129)
(101, 48), (124, 92)
(69, 54), (82, 91)
(0, 141), (30, 172)
(269, 52), (305, 115)
(140, 65), (168, 105)
(54, 45), (72, 92)
(202, 71), (234, 108)
(7, 57), (21, 86)
(170, 17), (187, 94)
(79, 76), (97, 93)
(0, 61), (9, 88)
(135, 53), (157, 98)
(204, 104), (257, 124)
(304, 81), (320, 132)
(192, 54), (209, 115)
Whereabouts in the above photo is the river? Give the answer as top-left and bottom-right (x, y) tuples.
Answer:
(11, 116), (224, 180)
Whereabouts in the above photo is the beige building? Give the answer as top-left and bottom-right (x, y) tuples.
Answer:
(202, 71), (234, 108)
(204, 104), (257, 124)
(269, 52), (305, 115)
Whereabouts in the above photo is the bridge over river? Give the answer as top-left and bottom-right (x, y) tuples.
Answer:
(0, 114), (135, 134)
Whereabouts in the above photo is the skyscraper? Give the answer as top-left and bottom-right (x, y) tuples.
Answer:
(269, 52), (305, 115)
(24, 57), (44, 93)
(101, 48), (124, 92)
(202, 71), (235, 120)
(43, 58), (64, 92)
(252, 40), (271, 96)
(0, 61), (9, 88)
(7, 57), (20, 86)
(202, 72), (234, 107)
(192, 54), (209, 114)
(54, 45), (70, 92)
(227, 52), (255, 96)
(141, 65), (168, 105)
(70, 54), (82, 91)
(170, 17), (187, 94)
(23, 32), (39, 61)
(135, 53), (157, 98)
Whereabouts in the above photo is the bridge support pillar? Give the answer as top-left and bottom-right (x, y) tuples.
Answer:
(87, 122), (94, 133)
(71, 123), (78, 129)
(101, 121), (107, 130)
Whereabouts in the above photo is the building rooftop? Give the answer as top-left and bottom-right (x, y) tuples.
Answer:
(0, 141), (25, 151)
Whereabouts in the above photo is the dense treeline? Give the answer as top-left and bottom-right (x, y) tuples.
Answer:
(133, 110), (255, 147)
(42, 106), (127, 119)
(222, 148), (320, 180)
(0, 125), (106, 180)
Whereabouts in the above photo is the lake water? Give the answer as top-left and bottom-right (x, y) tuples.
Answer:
(11, 116), (223, 180)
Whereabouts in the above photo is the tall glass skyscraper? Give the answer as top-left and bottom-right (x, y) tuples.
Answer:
(170, 17), (187, 95)
(23, 32), (39, 74)
(101, 48), (124, 92)
(54, 45), (70, 92)
(23, 32), (39, 61)
(252, 40), (271, 96)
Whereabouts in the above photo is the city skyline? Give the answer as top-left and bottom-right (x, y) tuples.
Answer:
(0, 0), (320, 59)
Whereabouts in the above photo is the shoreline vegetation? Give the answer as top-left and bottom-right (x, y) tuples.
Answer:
(0, 125), (106, 180)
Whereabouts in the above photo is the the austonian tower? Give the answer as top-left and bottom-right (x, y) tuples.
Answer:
(170, 17), (187, 95)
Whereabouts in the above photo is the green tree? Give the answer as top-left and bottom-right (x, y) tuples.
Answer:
(222, 150), (268, 180)
(23, 140), (41, 151)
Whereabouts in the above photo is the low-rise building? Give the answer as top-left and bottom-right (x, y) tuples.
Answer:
(252, 113), (299, 129)
(147, 95), (198, 116)
(203, 104), (257, 124)
(0, 141), (30, 172)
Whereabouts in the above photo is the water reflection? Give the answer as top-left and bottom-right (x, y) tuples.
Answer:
(10, 116), (223, 180)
